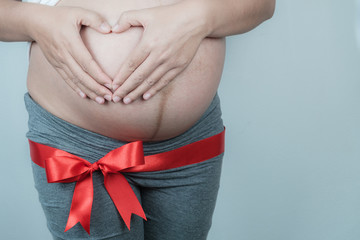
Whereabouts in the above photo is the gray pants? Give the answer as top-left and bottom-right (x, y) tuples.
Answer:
(24, 92), (224, 240)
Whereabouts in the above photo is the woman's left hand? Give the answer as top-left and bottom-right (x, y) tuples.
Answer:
(111, 2), (210, 104)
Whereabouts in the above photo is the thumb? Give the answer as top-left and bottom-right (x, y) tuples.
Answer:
(78, 10), (112, 34)
(112, 10), (146, 33)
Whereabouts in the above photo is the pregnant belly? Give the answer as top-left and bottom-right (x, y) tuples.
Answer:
(26, 0), (226, 142)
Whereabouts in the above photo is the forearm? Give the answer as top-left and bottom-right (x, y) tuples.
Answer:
(0, 0), (43, 42)
(184, 0), (275, 38)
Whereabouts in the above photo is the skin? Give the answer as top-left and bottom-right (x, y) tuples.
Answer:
(110, 0), (276, 104)
(0, 1), (115, 103)
(0, 0), (275, 104)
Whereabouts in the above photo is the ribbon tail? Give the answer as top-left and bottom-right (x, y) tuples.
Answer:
(64, 173), (94, 235)
(104, 173), (147, 230)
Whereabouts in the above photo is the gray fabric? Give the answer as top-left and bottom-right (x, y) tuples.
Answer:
(24, 92), (224, 240)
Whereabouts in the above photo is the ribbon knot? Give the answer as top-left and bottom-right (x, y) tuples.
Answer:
(90, 162), (99, 172)
(44, 141), (147, 235)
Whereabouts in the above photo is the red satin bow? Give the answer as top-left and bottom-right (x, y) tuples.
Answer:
(29, 128), (225, 235)
(46, 141), (146, 234)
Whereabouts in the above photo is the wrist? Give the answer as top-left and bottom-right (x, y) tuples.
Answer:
(176, 0), (215, 38)
(23, 3), (52, 42)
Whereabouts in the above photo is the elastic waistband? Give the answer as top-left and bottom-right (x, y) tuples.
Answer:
(24, 92), (223, 162)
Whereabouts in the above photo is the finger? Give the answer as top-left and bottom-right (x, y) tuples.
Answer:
(78, 9), (112, 34)
(64, 51), (112, 104)
(58, 62), (104, 102)
(59, 63), (103, 101)
(70, 34), (113, 89)
(120, 65), (169, 104)
(112, 54), (159, 103)
(142, 68), (180, 100)
(112, 43), (150, 90)
(112, 10), (146, 33)
(55, 65), (87, 99)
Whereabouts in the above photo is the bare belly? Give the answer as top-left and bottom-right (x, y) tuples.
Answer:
(27, 0), (226, 142)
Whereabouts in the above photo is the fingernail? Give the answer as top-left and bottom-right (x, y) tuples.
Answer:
(113, 96), (121, 103)
(112, 84), (119, 90)
(105, 83), (112, 89)
(123, 97), (132, 104)
(104, 95), (112, 101)
(79, 91), (86, 98)
(112, 24), (120, 32)
(100, 22), (111, 32)
(96, 96), (105, 104)
(143, 93), (151, 100)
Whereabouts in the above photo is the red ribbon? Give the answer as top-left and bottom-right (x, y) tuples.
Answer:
(29, 128), (225, 235)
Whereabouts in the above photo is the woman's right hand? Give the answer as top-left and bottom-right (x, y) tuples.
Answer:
(28, 5), (113, 104)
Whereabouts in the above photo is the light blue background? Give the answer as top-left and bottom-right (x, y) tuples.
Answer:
(1, 1), (360, 239)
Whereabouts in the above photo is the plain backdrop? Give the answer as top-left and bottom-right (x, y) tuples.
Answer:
(1, 0), (360, 239)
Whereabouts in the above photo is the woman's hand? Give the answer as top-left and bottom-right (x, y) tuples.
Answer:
(28, 5), (114, 104)
(111, 2), (210, 104)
